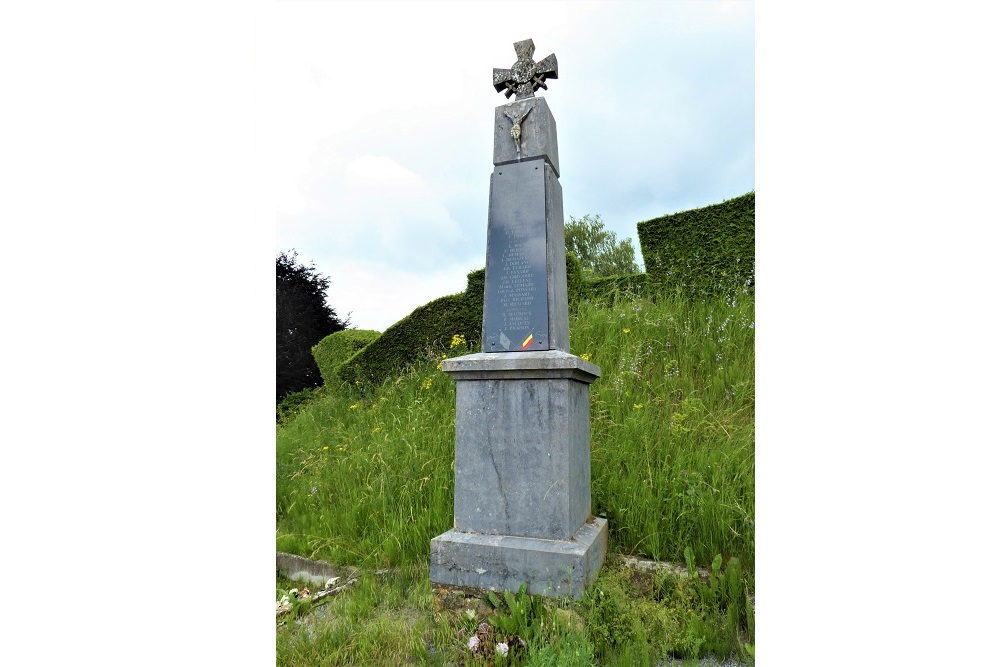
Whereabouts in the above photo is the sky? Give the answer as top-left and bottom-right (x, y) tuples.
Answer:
(267, 0), (754, 332)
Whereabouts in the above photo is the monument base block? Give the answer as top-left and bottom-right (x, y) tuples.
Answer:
(430, 517), (607, 598)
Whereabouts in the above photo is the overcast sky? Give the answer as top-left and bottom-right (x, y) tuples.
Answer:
(267, 0), (754, 332)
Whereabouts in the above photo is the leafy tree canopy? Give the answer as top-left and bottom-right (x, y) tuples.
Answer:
(277, 250), (348, 403)
(564, 214), (639, 279)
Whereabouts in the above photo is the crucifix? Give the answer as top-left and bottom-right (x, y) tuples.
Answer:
(503, 105), (532, 155)
(492, 38), (558, 100)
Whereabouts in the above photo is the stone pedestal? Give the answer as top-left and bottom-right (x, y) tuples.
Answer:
(430, 352), (607, 598)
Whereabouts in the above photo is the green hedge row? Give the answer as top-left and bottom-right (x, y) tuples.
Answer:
(290, 196), (753, 397)
(328, 192), (753, 392)
(311, 329), (381, 387)
(637, 191), (754, 298)
(582, 272), (649, 305)
(336, 269), (485, 389)
(566, 251), (648, 307)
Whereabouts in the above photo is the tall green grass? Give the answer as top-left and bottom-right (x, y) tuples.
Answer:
(276, 291), (754, 573)
(276, 364), (457, 566)
(573, 293), (755, 571)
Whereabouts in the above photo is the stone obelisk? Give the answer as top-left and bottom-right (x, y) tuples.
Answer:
(429, 39), (607, 598)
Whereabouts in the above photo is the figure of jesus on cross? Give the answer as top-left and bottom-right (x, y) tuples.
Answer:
(503, 106), (531, 155)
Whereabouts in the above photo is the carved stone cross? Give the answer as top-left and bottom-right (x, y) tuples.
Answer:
(493, 39), (558, 100)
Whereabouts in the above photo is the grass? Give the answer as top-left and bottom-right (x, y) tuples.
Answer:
(574, 294), (755, 570)
(276, 290), (754, 663)
(276, 555), (753, 666)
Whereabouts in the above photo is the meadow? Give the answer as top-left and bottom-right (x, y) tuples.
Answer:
(276, 289), (754, 665)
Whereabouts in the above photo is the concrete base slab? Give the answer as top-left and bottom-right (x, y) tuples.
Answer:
(430, 517), (608, 598)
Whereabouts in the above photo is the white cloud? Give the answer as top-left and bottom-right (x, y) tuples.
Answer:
(341, 154), (462, 252)
(328, 257), (482, 333)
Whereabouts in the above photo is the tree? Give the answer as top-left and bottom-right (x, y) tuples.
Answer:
(564, 214), (639, 279)
(277, 250), (348, 402)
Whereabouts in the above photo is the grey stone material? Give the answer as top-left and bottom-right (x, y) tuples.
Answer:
(543, 161), (569, 351)
(481, 160), (569, 353)
(445, 355), (598, 540)
(441, 350), (600, 382)
(430, 518), (607, 598)
(482, 160), (550, 352)
(493, 97), (560, 175)
(276, 552), (337, 588)
(492, 38), (558, 100)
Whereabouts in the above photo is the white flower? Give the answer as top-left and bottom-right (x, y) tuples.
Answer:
(464, 609), (476, 620)
(468, 635), (480, 651)
(496, 641), (509, 657)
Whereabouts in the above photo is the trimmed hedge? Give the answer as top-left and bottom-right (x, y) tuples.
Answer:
(312, 329), (381, 387)
(567, 251), (648, 307)
(276, 386), (325, 425)
(307, 194), (756, 392)
(582, 272), (649, 305)
(337, 269), (485, 388)
(637, 192), (754, 298)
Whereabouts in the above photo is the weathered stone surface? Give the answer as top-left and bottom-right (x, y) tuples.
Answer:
(430, 518), (607, 598)
(441, 350), (599, 381)
(276, 552), (337, 588)
(482, 160), (568, 353)
(493, 97), (559, 175)
(482, 160), (549, 352)
(492, 38), (558, 100)
(447, 361), (597, 540)
(542, 161), (569, 351)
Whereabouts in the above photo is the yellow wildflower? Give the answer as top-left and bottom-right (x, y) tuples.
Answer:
(450, 334), (466, 349)
(422, 377), (433, 390)
(623, 328), (631, 334)
(322, 446), (329, 450)
(580, 353), (591, 361)
(349, 403), (359, 410)
(633, 404), (643, 410)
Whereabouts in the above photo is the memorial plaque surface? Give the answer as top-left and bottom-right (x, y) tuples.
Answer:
(483, 160), (549, 352)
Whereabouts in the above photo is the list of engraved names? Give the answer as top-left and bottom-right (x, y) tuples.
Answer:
(498, 210), (538, 332)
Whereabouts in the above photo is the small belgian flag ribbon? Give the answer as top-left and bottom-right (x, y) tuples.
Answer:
(521, 333), (534, 349)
